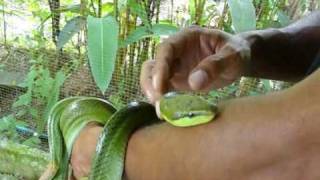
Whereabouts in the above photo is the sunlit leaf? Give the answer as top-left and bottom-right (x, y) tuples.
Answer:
(57, 4), (81, 13)
(227, 0), (256, 33)
(102, 2), (114, 15)
(57, 16), (86, 49)
(151, 24), (179, 36)
(120, 24), (179, 48)
(128, 0), (151, 29)
(188, 0), (196, 23)
(120, 26), (149, 47)
(87, 15), (119, 94)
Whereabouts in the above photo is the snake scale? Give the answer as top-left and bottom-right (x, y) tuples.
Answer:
(43, 92), (217, 180)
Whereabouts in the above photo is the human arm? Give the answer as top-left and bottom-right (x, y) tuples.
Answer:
(241, 11), (320, 81)
(141, 11), (320, 102)
(69, 70), (320, 180)
(126, 69), (320, 180)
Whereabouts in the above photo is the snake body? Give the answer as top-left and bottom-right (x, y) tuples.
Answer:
(46, 97), (116, 179)
(89, 101), (159, 180)
(45, 93), (217, 180)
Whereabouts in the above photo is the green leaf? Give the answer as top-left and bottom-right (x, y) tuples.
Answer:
(102, 2), (114, 15)
(120, 24), (179, 48)
(57, 16), (86, 49)
(0, 115), (16, 134)
(120, 26), (149, 47)
(35, 68), (53, 98)
(151, 24), (179, 36)
(87, 15), (119, 94)
(127, 0), (151, 29)
(16, 109), (27, 117)
(15, 120), (28, 127)
(13, 93), (32, 107)
(227, 0), (256, 33)
(57, 4), (81, 13)
(277, 10), (291, 27)
(41, 71), (66, 132)
(29, 108), (39, 119)
(22, 136), (41, 147)
(188, 0), (196, 23)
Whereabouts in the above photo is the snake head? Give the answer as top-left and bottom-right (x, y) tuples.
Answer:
(159, 92), (217, 127)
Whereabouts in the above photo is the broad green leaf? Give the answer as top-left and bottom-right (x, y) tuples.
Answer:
(227, 0), (256, 33)
(87, 15), (119, 94)
(120, 24), (179, 48)
(57, 16), (86, 49)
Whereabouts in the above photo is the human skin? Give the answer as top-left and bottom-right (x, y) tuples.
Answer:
(125, 69), (320, 180)
(68, 11), (320, 179)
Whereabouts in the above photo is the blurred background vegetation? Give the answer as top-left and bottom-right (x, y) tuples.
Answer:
(0, 0), (319, 178)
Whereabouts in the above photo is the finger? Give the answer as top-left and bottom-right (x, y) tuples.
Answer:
(140, 60), (161, 103)
(153, 42), (175, 94)
(188, 54), (225, 90)
(153, 29), (189, 93)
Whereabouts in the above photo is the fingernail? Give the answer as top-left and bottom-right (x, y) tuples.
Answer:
(155, 101), (163, 119)
(189, 70), (208, 90)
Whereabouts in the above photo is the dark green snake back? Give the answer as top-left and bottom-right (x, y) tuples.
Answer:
(89, 101), (160, 180)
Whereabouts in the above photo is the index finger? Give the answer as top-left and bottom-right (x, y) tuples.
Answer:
(140, 60), (161, 103)
(153, 31), (187, 94)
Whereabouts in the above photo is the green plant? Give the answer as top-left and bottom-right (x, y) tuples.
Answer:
(12, 55), (66, 134)
(0, 115), (24, 141)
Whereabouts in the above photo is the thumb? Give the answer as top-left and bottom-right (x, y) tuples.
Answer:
(188, 55), (225, 91)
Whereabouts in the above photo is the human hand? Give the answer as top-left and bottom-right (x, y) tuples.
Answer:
(140, 27), (251, 103)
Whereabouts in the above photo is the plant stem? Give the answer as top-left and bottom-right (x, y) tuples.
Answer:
(2, 0), (6, 45)
(98, 0), (102, 17)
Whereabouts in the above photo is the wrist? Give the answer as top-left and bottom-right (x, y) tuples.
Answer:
(237, 29), (292, 78)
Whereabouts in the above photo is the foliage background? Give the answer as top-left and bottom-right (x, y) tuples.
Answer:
(0, 0), (319, 149)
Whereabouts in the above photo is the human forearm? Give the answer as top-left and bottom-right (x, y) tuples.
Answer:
(125, 78), (320, 180)
(240, 11), (320, 81)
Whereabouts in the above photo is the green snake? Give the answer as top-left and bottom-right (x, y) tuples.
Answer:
(43, 92), (217, 180)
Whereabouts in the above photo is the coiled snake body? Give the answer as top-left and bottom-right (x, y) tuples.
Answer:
(42, 93), (217, 180)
